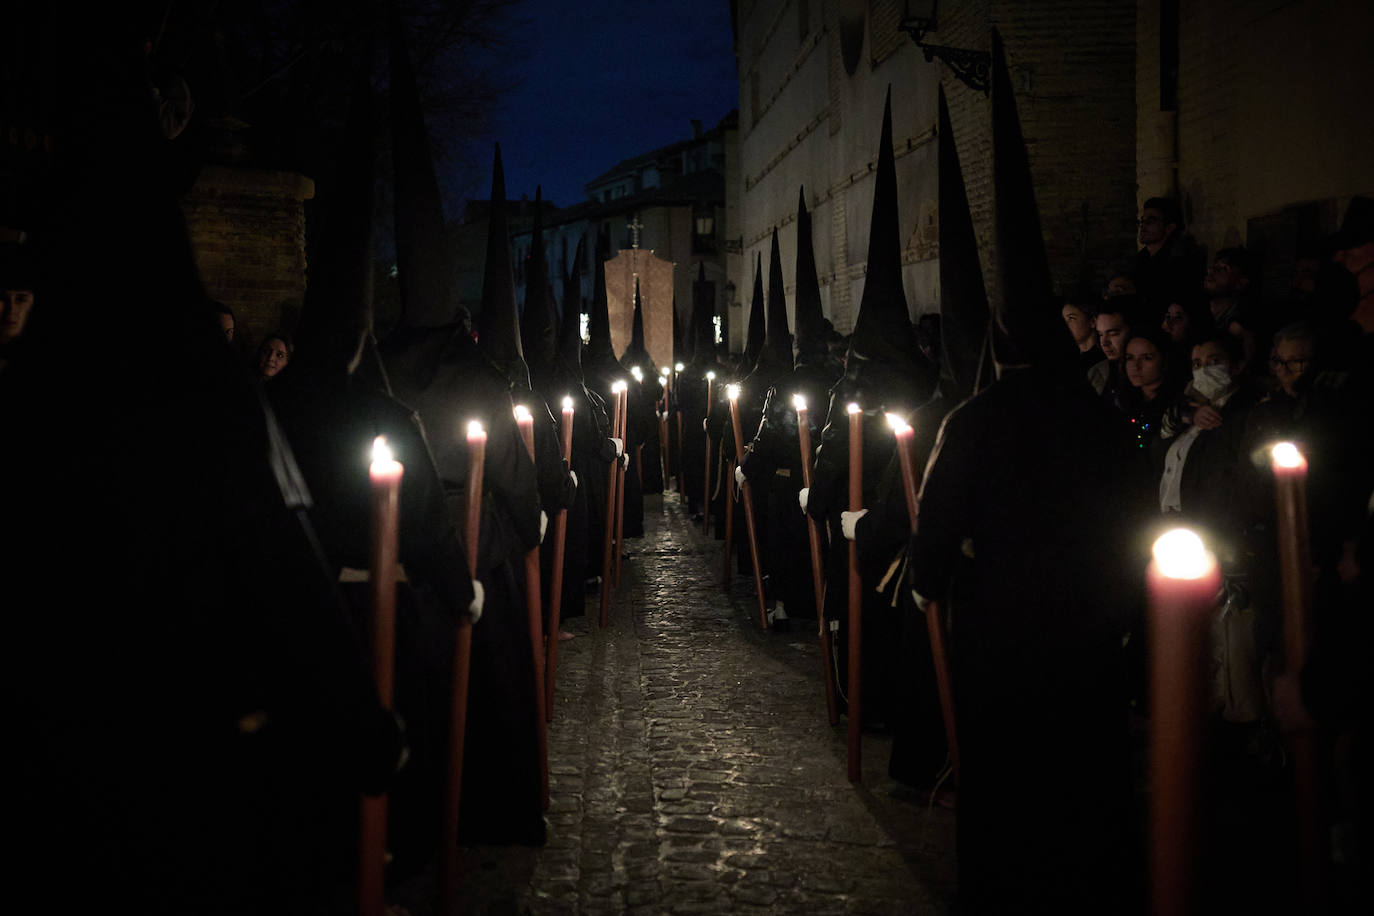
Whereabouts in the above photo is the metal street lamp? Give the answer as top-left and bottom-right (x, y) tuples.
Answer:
(899, 1), (991, 95)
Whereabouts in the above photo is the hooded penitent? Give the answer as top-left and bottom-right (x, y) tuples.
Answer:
(691, 262), (717, 365)
(844, 87), (935, 405)
(388, 8), (455, 330)
(989, 28), (1077, 376)
(476, 143), (530, 389)
(742, 253), (766, 372)
(520, 187), (558, 390)
(793, 187), (828, 371)
(744, 227), (792, 388)
(620, 277), (654, 372)
(557, 235), (586, 383)
(584, 229), (621, 385)
(937, 84), (992, 400)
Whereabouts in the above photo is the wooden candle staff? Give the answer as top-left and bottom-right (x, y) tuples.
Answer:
(846, 402), (864, 782)
(1271, 442), (1324, 910)
(1147, 528), (1220, 916)
(659, 368), (671, 492)
(703, 371), (715, 536)
(513, 406), (550, 811)
(726, 383), (769, 631)
(359, 437), (402, 916)
(440, 420), (486, 916)
(545, 397), (575, 722)
(721, 456), (735, 589)
(794, 394), (838, 726)
(887, 414), (959, 781)
(675, 362), (686, 501)
(614, 381), (629, 589)
(600, 381), (624, 626)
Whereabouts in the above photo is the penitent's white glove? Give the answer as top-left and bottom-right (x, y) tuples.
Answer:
(539, 510), (549, 543)
(798, 487), (809, 513)
(569, 470), (579, 489)
(610, 437), (624, 457)
(840, 508), (868, 541)
(620, 453), (630, 469)
(702, 418), (709, 433)
(734, 465), (746, 488)
(467, 580), (485, 624)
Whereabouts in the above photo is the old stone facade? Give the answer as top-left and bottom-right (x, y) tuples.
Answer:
(180, 165), (315, 347)
(735, 1), (1373, 345)
(733, 0), (1139, 341)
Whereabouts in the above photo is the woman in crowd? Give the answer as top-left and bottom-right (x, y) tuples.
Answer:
(257, 331), (293, 381)
(1120, 327), (1183, 453)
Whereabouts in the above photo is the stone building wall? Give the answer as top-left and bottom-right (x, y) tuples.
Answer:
(1137, 0), (1374, 265)
(180, 166), (315, 348)
(734, 0), (1139, 341)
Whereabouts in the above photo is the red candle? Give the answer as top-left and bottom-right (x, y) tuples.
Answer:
(846, 402), (863, 783)
(512, 404), (549, 810)
(614, 381), (629, 589)
(1147, 528), (1220, 916)
(1270, 441), (1323, 910)
(359, 436), (403, 916)
(600, 384), (625, 627)
(441, 421), (485, 916)
(546, 397), (575, 721)
(703, 372), (715, 536)
(796, 394), (839, 726)
(727, 383), (769, 631)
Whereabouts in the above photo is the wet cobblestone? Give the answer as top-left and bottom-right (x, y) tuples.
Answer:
(402, 494), (956, 914)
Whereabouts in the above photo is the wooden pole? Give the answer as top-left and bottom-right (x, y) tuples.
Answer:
(439, 423), (485, 916)
(359, 438), (402, 916)
(890, 417), (960, 781)
(846, 403), (863, 782)
(722, 455), (735, 589)
(1147, 529), (1220, 916)
(703, 374), (715, 535)
(545, 398), (575, 722)
(599, 387), (623, 628)
(1271, 443), (1324, 911)
(727, 388), (769, 631)
(615, 389), (629, 589)
(514, 408), (549, 812)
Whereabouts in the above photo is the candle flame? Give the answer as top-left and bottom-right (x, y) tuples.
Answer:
(706, 371), (716, 381)
(1271, 441), (1304, 470)
(513, 404), (532, 423)
(885, 412), (911, 434)
(846, 402), (862, 415)
(466, 420), (485, 439)
(371, 435), (394, 465)
(660, 366), (670, 376)
(631, 366), (644, 382)
(1152, 528), (1215, 580)
(792, 393), (807, 412)
(657, 376), (667, 386)
(562, 395), (574, 411)
(613, 380), (628, 393)
(674, 362), (684, 372)
(726, 383), (740, 401)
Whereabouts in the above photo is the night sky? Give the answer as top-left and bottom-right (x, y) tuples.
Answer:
(475, 0), (738, 210)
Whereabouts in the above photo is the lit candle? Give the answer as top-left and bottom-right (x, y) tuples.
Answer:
(1147, 527), (1220, 916)
(794, 392), (839, 725)
(703, 372), (717, 536)
(846, 401), (863, 783)
(560, 396), (575, 460)
(511, 403), (547, 807)
(886, 413), (918, 524)
(360, 435), (403, 916)
(1270, 441), (1322, 908)
(631, 365), (643, 383)
(513, 404), (534, 456)
(463, 421), (486, 576)
(601, 382), (627, 626)
(547, 396), (575, 721)
(726, 382), (768, 631)
(613, 380), (629, 589)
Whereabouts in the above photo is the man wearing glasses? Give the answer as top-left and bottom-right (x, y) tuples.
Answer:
(1135, 196), (1202, 312)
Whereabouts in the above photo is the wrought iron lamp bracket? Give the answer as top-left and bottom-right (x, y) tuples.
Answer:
(899, 19), (990, 95)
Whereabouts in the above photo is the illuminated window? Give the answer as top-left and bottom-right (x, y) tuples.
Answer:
(580, 313), (591, 344)
(713, 315), (723, 345)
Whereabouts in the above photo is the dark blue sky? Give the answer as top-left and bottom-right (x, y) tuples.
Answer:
(467, 0), (738, 210)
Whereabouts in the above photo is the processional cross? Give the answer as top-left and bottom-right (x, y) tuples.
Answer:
(627, 214), (643, 276)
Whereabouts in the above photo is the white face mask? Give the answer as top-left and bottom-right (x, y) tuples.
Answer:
(1192, 362), (1232, 401)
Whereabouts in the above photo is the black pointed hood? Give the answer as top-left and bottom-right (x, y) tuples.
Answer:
(847, 87), (922, 374)
(990, 29), (1076, 374)
(691, 262), (716, 363)
(585, 228), (618, 374)
(476, 143), (529, 388)
(621, 276), (654, 370)
(388, 10), (455, 329)
(556, 234), (585, 382)
(752, 227), (792, 376)
(937, 84), (991, 399)
(520, 186), (557, 389)
(793, 186), (827, 368)
(743, 252), (765, 370)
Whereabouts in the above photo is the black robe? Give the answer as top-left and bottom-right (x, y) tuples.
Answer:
(908, 367), (1141, 913)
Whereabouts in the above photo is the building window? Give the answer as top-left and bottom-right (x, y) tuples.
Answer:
(713, 314), (723, 345)
(692, 207), (716, 255)
(580, 313), (590, 345)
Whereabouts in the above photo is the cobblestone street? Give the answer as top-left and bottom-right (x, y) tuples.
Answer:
(405, 494), (957, 914)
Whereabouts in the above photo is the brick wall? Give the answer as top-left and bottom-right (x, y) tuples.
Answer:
(180, 166), (314, 346)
